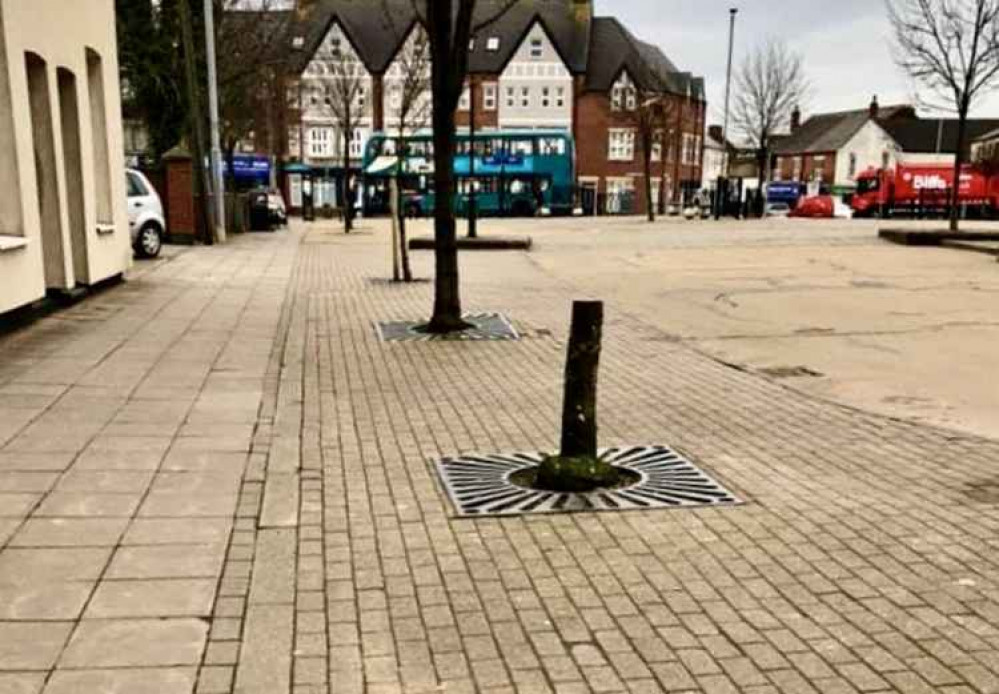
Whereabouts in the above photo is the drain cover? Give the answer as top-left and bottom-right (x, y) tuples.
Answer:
(377, 313), (519, 342)
(436, 446), (741, 517)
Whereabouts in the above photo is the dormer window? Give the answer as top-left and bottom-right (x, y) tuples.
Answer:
(611, 73), (637, 112)
(469, 38), (475, 51)
(486, 37), (500, 52)
(292, 36), (305, 50)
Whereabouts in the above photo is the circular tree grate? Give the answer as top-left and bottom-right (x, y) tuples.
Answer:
(435, 445), (742, 517)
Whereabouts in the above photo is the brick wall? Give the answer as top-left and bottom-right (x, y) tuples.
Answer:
(455, 75), (500, 130)
(575, 88), (705, 213)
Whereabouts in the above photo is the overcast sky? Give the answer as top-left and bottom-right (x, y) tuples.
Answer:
(595, 0), (999, 130)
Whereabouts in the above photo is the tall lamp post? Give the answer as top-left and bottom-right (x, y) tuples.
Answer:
(204, 0), (226, 242)
(716, 7), (737, 220)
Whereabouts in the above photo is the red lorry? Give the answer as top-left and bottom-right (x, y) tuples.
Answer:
(851, 164), (998, 217)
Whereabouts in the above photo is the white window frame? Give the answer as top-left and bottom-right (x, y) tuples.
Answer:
(483, 83), (497, 111)
(530, 37), (543, 60)
(608, 128), (635, 162)
(486, 37), (500, 52)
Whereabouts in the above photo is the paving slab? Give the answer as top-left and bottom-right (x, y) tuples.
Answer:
(9, 518), (128, 548)
(59, 618), (207, 668)
(84, 578), (216, 618)
(0, 622), (73, 670)
(121, 518), (232, 546)
(235, 603), (293, 694)
(40, 668), (197, 694)
(105, 544), (225, 579)
(0, 673), (44, 694)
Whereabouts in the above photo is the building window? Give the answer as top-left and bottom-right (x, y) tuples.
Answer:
(505, 86), (515, 108)
(651, 131), (663, 162)
(309, 127), (332, 158)
(356, 87), (366, 112)
(848, 152), (857, 179)
(792, 156), (802, 181)
(483, 83), (497, 111)
(608, 129), (635, 161)
(556, 86), (566, 108)
(486, 37), (500, 52)
(541, 86), (550, 108)
(459, 86), (470, 111)
(530, 37), (543, 59)
(349, 129), (365, 159)
(520, 86), (530, 108)
(389, 83), (402, 110)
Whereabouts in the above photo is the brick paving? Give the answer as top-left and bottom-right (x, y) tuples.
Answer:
(2, 222), (999, 693)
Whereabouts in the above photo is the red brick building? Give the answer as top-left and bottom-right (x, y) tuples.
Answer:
(245, 0), (706, 215)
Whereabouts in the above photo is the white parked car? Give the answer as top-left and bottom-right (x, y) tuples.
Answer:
(126, 168), (165, 258)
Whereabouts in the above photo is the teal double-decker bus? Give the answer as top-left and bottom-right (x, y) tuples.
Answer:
(362, 129), (575, 217)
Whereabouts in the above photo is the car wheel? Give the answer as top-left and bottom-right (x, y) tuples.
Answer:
(135, 223), (162, 259)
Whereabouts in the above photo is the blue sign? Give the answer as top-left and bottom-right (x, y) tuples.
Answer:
(227, 155), (271, 185)
(766, 181), (802, 203)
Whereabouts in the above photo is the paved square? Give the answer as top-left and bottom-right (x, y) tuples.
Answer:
(1, 219), (999, 694)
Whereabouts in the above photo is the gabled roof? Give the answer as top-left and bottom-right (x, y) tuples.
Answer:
(586, 18), (671, 92)
(773, 105), (914, 155)
(466, 1), (591, 74)
(284, 0), (591, 76)
(881, 118), (999, 153)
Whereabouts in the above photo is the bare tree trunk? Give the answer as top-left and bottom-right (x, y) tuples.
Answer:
(342, 113), (353, 233)
(390, 177), (401, 281)
(643, 147), (655, 223)
(427, 103), (468, 331)
(559, 301), (603, 459)
(179, 0), (214, 246)
(951, 103), (969, 232)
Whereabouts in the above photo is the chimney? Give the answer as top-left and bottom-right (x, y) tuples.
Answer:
(790, 106), (801, 132)
(869, 95), (879, 119)
(573, 0), (593, 26)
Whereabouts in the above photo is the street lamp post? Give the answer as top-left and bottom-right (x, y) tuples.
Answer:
(717, 7), (737, 220)
(204, 0), (226, 242)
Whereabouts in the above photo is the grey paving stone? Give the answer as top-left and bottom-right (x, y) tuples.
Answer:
(59, 619), (207, 668)
(0, 548), (111, 583)
(121, 518), (233, 546)
(0, 453), (75, 473)
(0, 494), (39, 517)
(235, 603), (294, 694)
(137, 492), (238, 518)
(259, 473), (299, 529)
(149, 472), (242, 496)
(9, 519), (128, 547)
(0, 622), (74, 670)
(248, 528), (295, 605)
(33, 493), (141, 518)
(106, 544), (226, 579)
(84, 579), (216, 618)
(159, 450), (247, 474)
(0, 673), (45, 694)
(0, 521), (18, 546)
(41, 667), (197, 694)
(0, 473), (59, 493)
(0, 582), (93, 620)
(54, 470), (153, 494)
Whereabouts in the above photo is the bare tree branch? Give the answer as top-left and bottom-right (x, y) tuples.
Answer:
(886, 0), (999, 229)
(731, 38), (808, 184)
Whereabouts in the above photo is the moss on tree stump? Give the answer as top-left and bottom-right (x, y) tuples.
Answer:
(534, 455), (623, 493)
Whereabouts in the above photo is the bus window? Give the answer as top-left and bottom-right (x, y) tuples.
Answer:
(538, 137), (566, 157)
(510, 139), (533, 156)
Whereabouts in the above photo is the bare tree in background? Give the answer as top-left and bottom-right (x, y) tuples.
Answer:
(888, 0), (999, 231)
(732, 39), (808, 187)
(312, 30), (368, 233)
(420, 0), (519, 333)
(215, 0), (291, 218)
(385, 20), (432, 281)
(634, 90), (675, 223)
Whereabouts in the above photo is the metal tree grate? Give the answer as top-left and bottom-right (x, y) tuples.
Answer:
(376, 313), (519, 342)
(435, 445), (742, 517)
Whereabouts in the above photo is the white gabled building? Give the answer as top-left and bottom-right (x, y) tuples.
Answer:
(496, 21), (573, 130)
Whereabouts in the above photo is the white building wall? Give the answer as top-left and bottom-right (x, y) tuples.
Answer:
(299, 21), (374, 166)
(701, 140), (725, 190)
(382, 26), (431, 136)
(498, 21), (572, 130)
(1, 0), (130, 315)
(835, 120), (901, 186)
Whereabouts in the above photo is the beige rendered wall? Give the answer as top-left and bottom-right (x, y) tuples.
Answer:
(0, 0), (130, 315)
